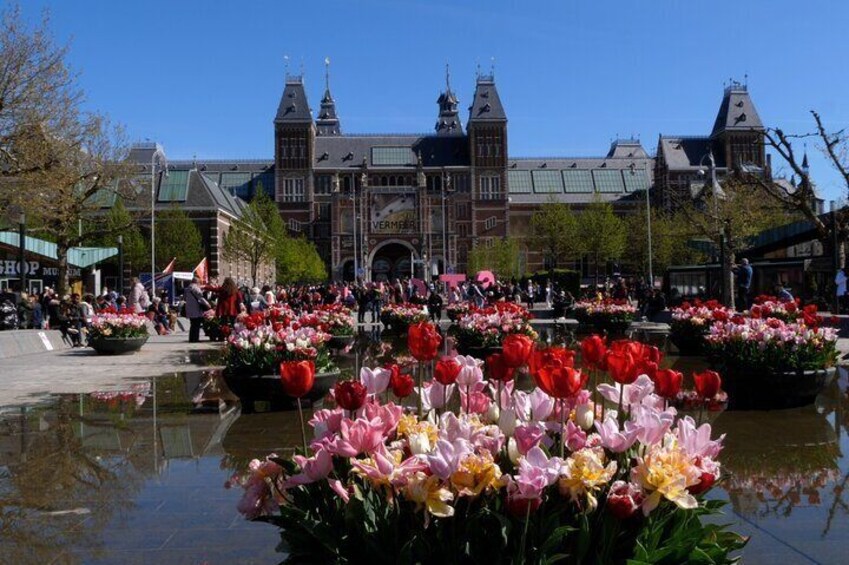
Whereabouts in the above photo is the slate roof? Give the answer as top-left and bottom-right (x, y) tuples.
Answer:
(658, 136), (726, 170)
(468, 76), (506, 122)
(711, 84), (763, 137)
(275, 77), (313, 124)
(119, 168), (248, 218)
(313, 135), (470, 170)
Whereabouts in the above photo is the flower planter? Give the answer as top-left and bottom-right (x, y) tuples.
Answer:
(89, 335), (149, 355)
(455, 343), (502, 359)
(719, 366), (836, 410)
(328, 335), (355, 349)
(223, 369), (340, 413)
(669, 331), (705, 356)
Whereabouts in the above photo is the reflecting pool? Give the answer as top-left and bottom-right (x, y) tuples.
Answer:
(1, 334), (848, 564)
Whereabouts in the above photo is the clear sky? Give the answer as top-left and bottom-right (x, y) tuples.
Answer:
(14, 0), (849, 201)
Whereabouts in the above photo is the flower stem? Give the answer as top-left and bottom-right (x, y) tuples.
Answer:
(617, 383), (624, 426)
(296, 397), (308, 454)
(518, 499), (532, 564)
(560, 398), (566, 458)
(417, 364), (424, 420)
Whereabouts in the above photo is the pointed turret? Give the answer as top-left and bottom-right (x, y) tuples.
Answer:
(316, 58), (341, 136)
(274, 75), (313, 124)
(711, 81), (763, 138)
(710, 80), (766, 171)
(435, 65), (463, 136)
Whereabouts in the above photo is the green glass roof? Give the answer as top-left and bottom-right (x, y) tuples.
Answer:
(0, 232), (118, 268)
(219, 172), (251, 198)
(371, 146), (415, 166)
(592, 169), (625, 193)
(562, 170), (594, 193)
(507, 170), (532, 193)
(157, 170), (190, 202)
(532, 170), (563, 193)
(623, 168), (649, 192)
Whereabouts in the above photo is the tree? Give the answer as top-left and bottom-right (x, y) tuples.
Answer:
(623, 206), (705, 279)
(221, 191), (278, 287)
(530, 199), (579, 270)
(467, 238), (521, 280)
(0, 6), (136, 294)
(279, 237), (327, 283)
(672, 178), (796, 305)
(576, 197), (627, 285)
(89, 200), (148, 275)
(154, 208), (204, 272)
(0, 5), (81, 180)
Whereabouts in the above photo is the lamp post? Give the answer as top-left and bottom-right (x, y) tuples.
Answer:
(698, 151), (728, 304)
(630, 163), (653, 287)
(150, 147), (167, 300)
(18, 212), (26, 295)
(442, 170), (451, 276)
(360, 164), (369, 281)
(117, 234), (124, 298)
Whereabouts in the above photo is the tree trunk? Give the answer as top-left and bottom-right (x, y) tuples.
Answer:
(57, 237), (70, 297)
(722, 246), (735, 310)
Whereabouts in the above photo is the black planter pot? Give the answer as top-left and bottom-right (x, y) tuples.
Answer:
(455, 343), (502, 359)
(222, 369), (341, 413)
(328, 335), (355, 349)
(669, 332), (706, 356)
(89, 335), (149, 355)
(720, 366), (836, 410)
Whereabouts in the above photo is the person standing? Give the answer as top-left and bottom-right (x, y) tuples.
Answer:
(127, 277), (150, 314)
(427, 288), (443, 323)
(733, 258), (753, 312)
(835, 268), (848, 314)
(183, 276), (210, 343)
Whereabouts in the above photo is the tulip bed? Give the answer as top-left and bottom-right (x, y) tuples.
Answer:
(380, 303), (429, 333)
(453, 302), (537, 351)
(230, 327), (746, 563)
(573, 298), (637, 334)
(669, 300), (734, 355)
(88, 311), (149, 339)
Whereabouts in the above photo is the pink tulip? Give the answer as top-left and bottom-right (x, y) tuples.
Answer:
(427, 438), (473, 480)
(359, 366), (392, 396)
(676, 416), (725, 459)
(513, 423), (547, 456)
(454, 355), (484, 387)
(326, 417), (386, 458)
(363, 401), (403, 436)
(285, 449), (333, 487)
(328, 478), (350, 503)
(309, 408), (344, 439)
(417, 381), (456, 412)
(563, 420), (587, 452)
(514, 388), (555, 422)
(630, 404), (676, 446)
(594, 415), (639, 453)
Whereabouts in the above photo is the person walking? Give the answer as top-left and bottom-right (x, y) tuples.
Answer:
(183, 276), (210, 343)
(206, 277), (242, 326)
(733, 258), (753, 312)
(127, 277), (150, 314)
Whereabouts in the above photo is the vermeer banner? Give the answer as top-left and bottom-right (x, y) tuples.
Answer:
(370, 194), (417, 234)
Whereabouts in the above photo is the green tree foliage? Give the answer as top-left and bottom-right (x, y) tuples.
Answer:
(623, 206), (705, 278)
(530, 199), (579, 269)
(279, 237), (327, 283)
(89, 200), (148, 274)
(467, 238), (521, 279)
(154, 207), (204, 272)
(221, 190), (278, 286)
(576, 196), (627, 283)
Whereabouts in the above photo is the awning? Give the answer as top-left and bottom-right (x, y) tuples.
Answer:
(0, 231), (118, 268)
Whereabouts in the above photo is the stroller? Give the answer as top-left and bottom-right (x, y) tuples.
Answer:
(0, 299), (19, 330)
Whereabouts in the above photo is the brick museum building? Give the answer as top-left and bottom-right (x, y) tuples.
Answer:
(128, 69), (768, 283)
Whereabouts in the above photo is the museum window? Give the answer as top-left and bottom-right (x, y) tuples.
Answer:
(479, 175), (501, 200)
(288, 218), (302, 232)
(315, 175), (333, 195)
(282, 178), (305, 202)
(484, 216), (497, 231)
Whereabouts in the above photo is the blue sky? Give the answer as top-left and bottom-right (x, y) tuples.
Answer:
(15, 0), (849, 201)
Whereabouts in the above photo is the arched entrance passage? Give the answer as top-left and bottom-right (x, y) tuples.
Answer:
(369, 240), (417, 282)
(341, 259), (355, 282)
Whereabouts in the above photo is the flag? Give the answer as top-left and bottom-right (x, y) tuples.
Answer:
(194, 258), (209, 284)
(162, 257), (177, 275)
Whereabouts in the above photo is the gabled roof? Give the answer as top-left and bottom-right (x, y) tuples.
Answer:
(468, 76), (506, 122)
(275, 77), (313, 124)
(711, 84), (763, 137)
(606, 139), (647, 159)
(658, 136), (727, 170)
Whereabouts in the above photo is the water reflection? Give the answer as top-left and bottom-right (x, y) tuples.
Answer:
(1, 344), (848, 562)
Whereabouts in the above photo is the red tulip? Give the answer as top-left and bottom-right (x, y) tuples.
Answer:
(279, 360), (315, 398)
(533, 364), (586, 399)
(501, 334), (534, 368)
(693, 370), (722, 400)
(529, 346), (574, 376)
(434, 356), (462, 385)
(335, 380), (367, 411)
(486, 353), (516, 382)
(389, 371), (415, 398)
(407, 322), (442, 362)
(653, 369), (683, 399)
(580, 334), (607, 369)
(604, 350), (637, 385)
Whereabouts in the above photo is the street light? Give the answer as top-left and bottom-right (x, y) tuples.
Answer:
(117, 234), (124, 297)
(697, 151), (728, 304)
(630, 162), (653, 287)
(441, 169), (453, 276)
(150, 147), (168, 300)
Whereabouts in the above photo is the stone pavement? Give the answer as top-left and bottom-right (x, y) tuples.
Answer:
(0, 334), (221, 408)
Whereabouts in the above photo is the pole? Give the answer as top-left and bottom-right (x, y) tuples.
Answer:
(442, 171), (448, 275)
(352, 175), (358, 282)
(117, 235), (124, 298)
(18, 215), (26, 294)
(150, 154), (156, 301)
(833, 208), (841, 314)
(644, 162), (653, 288)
